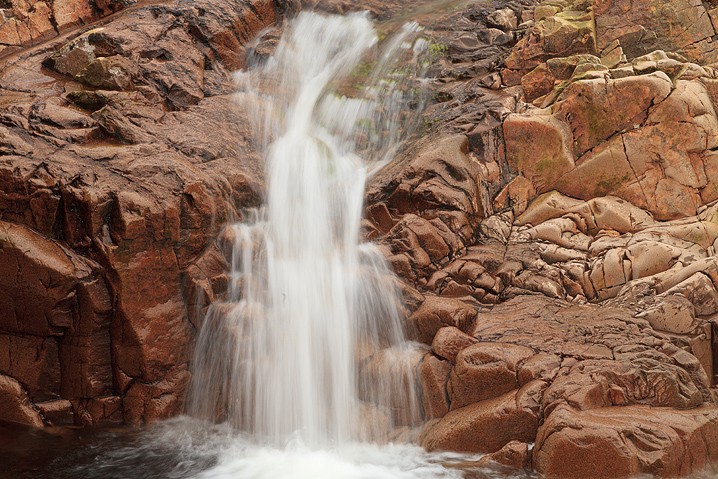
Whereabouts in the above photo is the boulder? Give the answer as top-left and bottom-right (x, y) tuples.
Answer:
(533, 405), (718, 479)
(420, 381), (544, 454)
(419, 354), (451, 419)
(0, 375), (44, 427)
(448, 342), (534, 409)
(431, 326), (478, 362)
(503, 113), (575, 193)
(594, 0), (718, 63)
(407, 296), (477, 344)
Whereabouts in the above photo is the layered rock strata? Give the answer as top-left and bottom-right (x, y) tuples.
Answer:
(0, 0), (284, 426)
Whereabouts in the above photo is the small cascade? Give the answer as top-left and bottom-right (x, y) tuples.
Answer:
(187, 11), (431, 448)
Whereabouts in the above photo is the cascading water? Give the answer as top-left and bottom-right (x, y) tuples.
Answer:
(187, 11), (431, 448)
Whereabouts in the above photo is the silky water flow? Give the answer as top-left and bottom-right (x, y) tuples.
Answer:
(179, 10), (484, 479)
(187, 10), (428, 445)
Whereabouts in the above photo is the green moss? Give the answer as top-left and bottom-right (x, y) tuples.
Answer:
(351, 60), (376, 81)
(427, 42), (448, 57)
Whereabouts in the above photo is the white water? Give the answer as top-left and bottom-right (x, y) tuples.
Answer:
(184, 10), (471, 479)
(187, 10), (430, 443)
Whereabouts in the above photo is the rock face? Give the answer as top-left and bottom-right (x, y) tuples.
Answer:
(0, 0), (283, 426)
(0, 0), (135, 58)
(365, 0), (718, 477)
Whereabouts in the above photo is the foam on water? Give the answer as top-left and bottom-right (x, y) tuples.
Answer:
(196, 439), (464, 479)
(41, 417), (537, 479)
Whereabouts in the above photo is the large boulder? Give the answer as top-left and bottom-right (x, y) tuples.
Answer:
(533, 405), (718, 478)
(593, 0), (718, 63)
(420, 381), (544, 454)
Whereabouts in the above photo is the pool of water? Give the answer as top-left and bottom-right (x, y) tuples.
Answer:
(1, 417), (536, 479)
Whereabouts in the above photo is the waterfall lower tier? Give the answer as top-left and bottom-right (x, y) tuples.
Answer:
(187, 11), (430, 448)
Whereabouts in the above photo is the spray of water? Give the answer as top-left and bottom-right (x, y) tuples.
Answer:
(187, 10), (431, 450)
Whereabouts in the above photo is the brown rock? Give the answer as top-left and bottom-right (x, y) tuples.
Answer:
(448, 342), (534, 409)
(542, 357), (704, 414)
(534, 405), (718, 479)
(408, 296), (477, 344)
(552, 71), (673, 157)
(518, 353), (561, 385)
(494, 175), (536, 216)
(0, 0), (276, 426)
(419, 354), (451, 419)
(521, 63), (556, 102)
(594, 0), (718, 63)
(505, 10), (596, 73)
(36, 399), (74, 426)
(486, 8), (517, 32)
(483, 440), (531, 469)
(420, 381), (544, 454)
(0, 375), (43, 427)
(503, 113), (575, 193)
(431, 326), (478, 362)
(52, 0), (95, 30)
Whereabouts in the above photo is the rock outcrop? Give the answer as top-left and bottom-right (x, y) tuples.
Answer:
(0, 0), (283, 426)
(0, 0), (135, 58)
(364, 0), (718, 477)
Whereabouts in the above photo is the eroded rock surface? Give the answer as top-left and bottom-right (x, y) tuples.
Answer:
(0, 0), (282, 426)
(363, 0), (718, 477)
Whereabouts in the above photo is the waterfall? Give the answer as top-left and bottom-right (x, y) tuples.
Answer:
(187, 11), (430, 448)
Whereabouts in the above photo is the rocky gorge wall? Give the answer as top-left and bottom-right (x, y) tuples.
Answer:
(363, 0), (718, 476)
(0, 0), (286, 426)
(4, 0), (718, 477)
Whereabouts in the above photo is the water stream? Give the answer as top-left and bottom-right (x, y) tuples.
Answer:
(182, 9), (481, 478)
(186, 10), (428, 447)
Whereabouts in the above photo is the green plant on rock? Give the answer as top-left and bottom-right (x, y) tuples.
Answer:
(427, 41), (448, 57)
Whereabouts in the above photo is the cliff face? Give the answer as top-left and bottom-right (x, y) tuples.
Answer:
(364, 0), (718, 476)
(4, 0), (718, 476)
(0, 0), (284, 426)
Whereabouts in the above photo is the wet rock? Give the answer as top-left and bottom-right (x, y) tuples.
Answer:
(0, 375), (43, 427)
(419, 354), (451, 419)
(36, 399), (75, 426)
(0, 0), (276, 426)
(481, 440), (531, 469)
